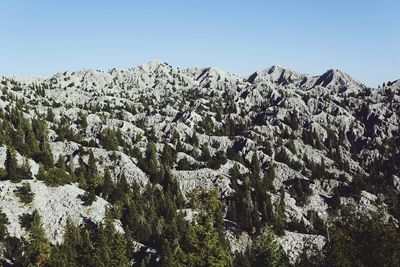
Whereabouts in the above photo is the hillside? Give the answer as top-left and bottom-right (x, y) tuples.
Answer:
(0, 61), (399, 266)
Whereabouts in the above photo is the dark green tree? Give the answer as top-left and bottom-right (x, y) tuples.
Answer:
(331, 187), (341, 210)
(6, 147), (19, 182)
(14, 182), (34, 204)
(145, 141), (160, 183)
(0, 209), (9, 241)
(274, 187), (286, 236)
(250, 150), (261, 177)
(161, 142), (176, 168)
(26, 210), (51, 266)
(46, 107), (55, 122)
(99, 128), (119, 151)
(102, 168), (115, 200)
(251, 228), (286, 267)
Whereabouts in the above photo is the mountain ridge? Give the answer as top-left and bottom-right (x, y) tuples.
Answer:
(0, 60), (399, 266)
(5, 60), (394, 90)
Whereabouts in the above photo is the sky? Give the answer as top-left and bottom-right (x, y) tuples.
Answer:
(0, 0), (399, 87)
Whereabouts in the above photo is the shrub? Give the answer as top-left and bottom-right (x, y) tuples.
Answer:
(38, 167), (75, 187)
(78, 191), (97, 206)
(14, 182), (34, 204)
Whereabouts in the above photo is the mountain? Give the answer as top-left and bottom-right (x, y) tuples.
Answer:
(0, 61), (399, 266)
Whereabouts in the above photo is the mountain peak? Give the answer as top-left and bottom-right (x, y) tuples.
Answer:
(314, 68), (365, 92)
(248, 65), (310, 86)
(267, 65), (286, 74)
(137, 60), (170, 72)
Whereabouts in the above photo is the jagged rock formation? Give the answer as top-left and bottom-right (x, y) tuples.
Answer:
(0, 61), (399, 264)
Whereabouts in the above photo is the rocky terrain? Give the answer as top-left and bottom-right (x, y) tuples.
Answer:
(0, 61), (399, 266)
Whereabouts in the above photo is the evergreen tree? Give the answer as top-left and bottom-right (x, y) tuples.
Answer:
(262, 139), (273, 156)
(102, 168), (115, 200)
(99, 128), (119, 151)
(234, 251), (252, 267)
(145, 141), (160, 183)
(86, 150), (103, 191)
(325, 207), (400, 267)
(251, 228), (286, 267)
(160, 239), (175, 267)
(161, 142), (176, 168)
(32, 119), (54, 168)
(191, 131), (199, 148)
(274, 187), (286, 236)
(186, 215), (232, 267)
(93, 214), (129, 267)
(76, 111), (88, 129)
(14, 182), (35, 204)
(87, 150), (98, 177)
(263, 163), (276, 191)
(110, 173), (129, 203)
(56, 156), (67, 171)
(79, 229), (95, 266)
(331, 187), (341, 210)
(46, 107), (55, 122)
(14, 124), (25, 153)
(48, 218), (80, 267)
(0, 209), (9, 241)
(250, 150), (261, 177)
(201, 143), (211, 162)
(26, 210), (51, 266)
(6, 147), (19, 182)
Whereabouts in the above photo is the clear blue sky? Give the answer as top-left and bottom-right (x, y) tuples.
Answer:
(1, 0), (399, 87)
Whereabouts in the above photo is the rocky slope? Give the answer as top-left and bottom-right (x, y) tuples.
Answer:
(0, 61), (399, 264)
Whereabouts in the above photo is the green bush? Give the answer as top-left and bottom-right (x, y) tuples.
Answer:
(14, 182), (34, 204)
(78, 191), (97, 206)
(37, 167), (75, 187)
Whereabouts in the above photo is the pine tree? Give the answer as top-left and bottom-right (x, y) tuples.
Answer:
(186, 215), (232, 267)
(251, 227), (286, 267)
(274, 187), (286, 236)
(191, 131), (199, 148)
(78, 229), (95, 266)
(93, 213), (130, 267)
(76, 111), (88, 129)
(99, 128), (119, 151)
(46, 107), (55, 122)
(102, 168), (115, 200)
(87, 150), (98, 177)
(228, 164), (241, 191)
(234, 251), (252, 267)
(264, 194), (275, 224)
(6, 147), (19, 182)
(332, 187), (341, 210)
(110, 173), (129, 203)
(56, 156), (67, 171)
(263, 163), (276, 191)
(262, 139), (273, 156)
(14, 182), (34, 204)
(26, 210), (51, 266)
(161, 142), (175, 168)
(110, 229), (129, 267)
(14, 124), (25, 153)
(172, 130), (180, 146)
(145, 141), (160, 182)
(251, 150), (261, 177)
(163, 167), (179, 197)
(48, 218), (80, 267)
(93, 225), (112, 267)
(32, 119), (54, 168)
(160, 239), (175, 267)
(0, 209), (9, 241)
(201, 143), (211, 162)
